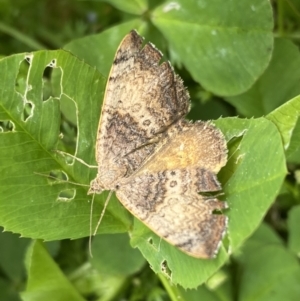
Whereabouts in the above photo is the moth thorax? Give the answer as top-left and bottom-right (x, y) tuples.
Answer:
(97, 165), (126, 189)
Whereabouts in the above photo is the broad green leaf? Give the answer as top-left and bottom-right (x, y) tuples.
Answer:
(0, 50), (131, 240)
(131, 218), (228, 289)
(236, 224), (300, 301)
(90, 233), (145, 276)
(267, 95), (300, 152)
(216, 118), (286, 251)
(95, 0), (148, 15)
(226, 39), (300, 117)
(21, 240), (85, 301)
(0, 29), (286, 289)
(287, 205), (300, 256)
(244, 222), (283, 245)
(131, 117), (286, 288)
(0, 229), (25, 301)
(64, 19), (145, 77)
(152, 0), (273, 96)
(0, 228), (30, 283)
(286, 118), (300, 163)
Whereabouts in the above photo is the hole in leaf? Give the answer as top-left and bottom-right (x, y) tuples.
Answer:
(0, 120), (15, 132)
(227, 135), (244, 163)
(218, 134), (244, 185)
(22, 101), (33, 122)
(57, 188), (76, 202)
(60, 94), (77, 126)
(161, 260), (172, 278)
(47, 59), (56, 68)
(148, 238), (153, 245)
(15, 58), (30, 95)
(57, 95), (78, 156)
(41, 60), (77, 156)
(42, 62), (61, 101)
(47, 170), (69, 184)
(42, 67), (53, 101)
(25, 54), (33, 64)
(41, 61), (78, 156)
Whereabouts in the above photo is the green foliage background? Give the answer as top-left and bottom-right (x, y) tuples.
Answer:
(0, 0), (300, 300)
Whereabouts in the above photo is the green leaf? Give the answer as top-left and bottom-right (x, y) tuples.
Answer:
(0, 229), (26, 301)
(236, 224), (300, 301)
(0, 229), (30, 283)
(179, 285), (226, 301)
(287, 205), (300, 256)
(64, 19), (145, 77)
(0, 50), (131, 240)
(0, 29), (286, 289)
(131, 218), (228, 289)
(21, 240), (85, 301)
(286, 118), (300, 163)
(90, 233), (145, 276)
(131, 117), (286, 288)
(244, 222), (284, 245)
(226, 39), (300, 117)
(0, 278), (21, 301)
(216, 118), (286, 251)
(152, 0), (273, 96)
(96, 0), (148, 15)
(267, 95), (300, 152)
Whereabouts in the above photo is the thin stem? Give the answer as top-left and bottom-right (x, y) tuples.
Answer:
(0, 21), (46, 50)
(158, 273), (186, 301)
(277, 0), (285, 37)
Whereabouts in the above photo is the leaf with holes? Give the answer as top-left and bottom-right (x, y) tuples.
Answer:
(130, 117), (286, 288)
(0, 31), (288, 289)
(0, 50), (131, 240)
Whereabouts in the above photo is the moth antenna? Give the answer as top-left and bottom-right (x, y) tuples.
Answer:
(93, 190), (114, 236)
(34, 172), (89, 187)
(54, 150), (98, 168)
(89, 193), (96, 257)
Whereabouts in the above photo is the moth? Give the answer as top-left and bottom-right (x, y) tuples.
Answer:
(88, 30), (227, 258)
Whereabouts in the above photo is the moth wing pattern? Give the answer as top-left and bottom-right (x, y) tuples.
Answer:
(116, 120), (228, 258)
(93, 30), (190, 190)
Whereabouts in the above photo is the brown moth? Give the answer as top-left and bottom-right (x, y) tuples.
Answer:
(88, 30), (228, 258)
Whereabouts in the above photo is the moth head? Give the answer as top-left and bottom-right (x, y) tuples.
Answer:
(88, 178), (104, 195)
